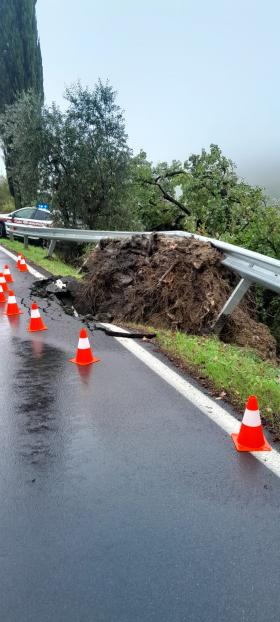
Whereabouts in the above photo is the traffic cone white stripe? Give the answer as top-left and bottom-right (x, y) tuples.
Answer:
(8, 295), (16, 304)
(242, 408), (262, 427)
(0, 276), (6, 284)
(78, 337), (91, 350)
(3, 268), (10, 276)
(31, 308), (40, 319)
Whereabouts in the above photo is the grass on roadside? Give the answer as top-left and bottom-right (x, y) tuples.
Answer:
(0, 239), (81, 278)
(142, 327), (280, 438)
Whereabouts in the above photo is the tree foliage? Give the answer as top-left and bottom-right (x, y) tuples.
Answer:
(39, 81), (136, 228)
(0, 89), (42, 207)
(129, 144), (267, 240)
(126, 152), (187, 231)
(0, 0), (43, 205)
(0, 0), (43, 111)
(0, 175), (14, 212)
(0, 81), (140, 229)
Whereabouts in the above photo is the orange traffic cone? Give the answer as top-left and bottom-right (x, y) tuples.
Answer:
(69, 328), (100, 366)
(5, 290), (22, 316)
(19, 257), (28, 272)
(0, 272), (8, 292)
(231, 395), (271, 452)
(0, 284), (6, 303)
(28, 303), (47, 332)
(3, 264), (13, 283)
(16, 253), (22, 269)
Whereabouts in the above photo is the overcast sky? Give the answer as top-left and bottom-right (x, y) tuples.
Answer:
(2, 0), (280, 194)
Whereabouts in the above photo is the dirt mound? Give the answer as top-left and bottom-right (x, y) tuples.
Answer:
(220, 308), (277, 361)
(74, 234), (276, 361)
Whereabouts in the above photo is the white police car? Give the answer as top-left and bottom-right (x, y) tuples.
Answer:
(0, 206), (53, 238)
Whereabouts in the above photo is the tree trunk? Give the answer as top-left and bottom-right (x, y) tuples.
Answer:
(4, 148), (22, 210)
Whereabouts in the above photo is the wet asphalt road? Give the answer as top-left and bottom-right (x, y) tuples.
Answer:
(0, 247), (280, 622)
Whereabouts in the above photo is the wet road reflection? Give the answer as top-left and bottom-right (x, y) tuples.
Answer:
(11, 338), (66, 467)
(75, 363), (93, 385)
(7, 314), (21, 330)
(31, 337), (44, 359)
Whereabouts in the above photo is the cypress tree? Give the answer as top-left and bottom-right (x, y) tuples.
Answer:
(0, 0), (43, 110)
(0, 0), (43, 205)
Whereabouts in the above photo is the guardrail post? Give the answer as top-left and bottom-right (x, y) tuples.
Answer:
(24, 235), (29, 250)
(213, 278), (252, 335)
(47, 239), (56, 258)
(8, 230), (14, 242)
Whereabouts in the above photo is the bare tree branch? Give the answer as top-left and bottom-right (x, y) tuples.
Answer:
(144, 178), (191, 215)
(154, 170), (188, 182)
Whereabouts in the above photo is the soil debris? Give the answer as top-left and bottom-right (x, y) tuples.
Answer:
(75, 234), (276, 361)
(30, 234), (277, 361)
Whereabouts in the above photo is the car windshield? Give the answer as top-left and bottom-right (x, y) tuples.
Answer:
(13, 207), (36, 219)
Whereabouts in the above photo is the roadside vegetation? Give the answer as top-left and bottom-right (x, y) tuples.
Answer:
(154, 329), (280, 439)
(0, 176), (14, 213)
(0, 239), (80, 278)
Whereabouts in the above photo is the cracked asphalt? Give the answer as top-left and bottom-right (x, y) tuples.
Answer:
(0, 246), (280, 622)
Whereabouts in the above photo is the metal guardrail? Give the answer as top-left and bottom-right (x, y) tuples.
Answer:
(6, 224), (147, 258)
(5, 222), (280, 333)
(6, 224), (145, 243)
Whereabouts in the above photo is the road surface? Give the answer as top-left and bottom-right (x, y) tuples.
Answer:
(0, 245), (280, 622)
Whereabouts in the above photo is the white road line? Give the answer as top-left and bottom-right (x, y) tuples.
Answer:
(102, 323), (280, 479)
(1, 246), (278, 479)
(0, 245), (45, 280)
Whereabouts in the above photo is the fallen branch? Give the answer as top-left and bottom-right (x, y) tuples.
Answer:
(158, 261), (178, 284)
